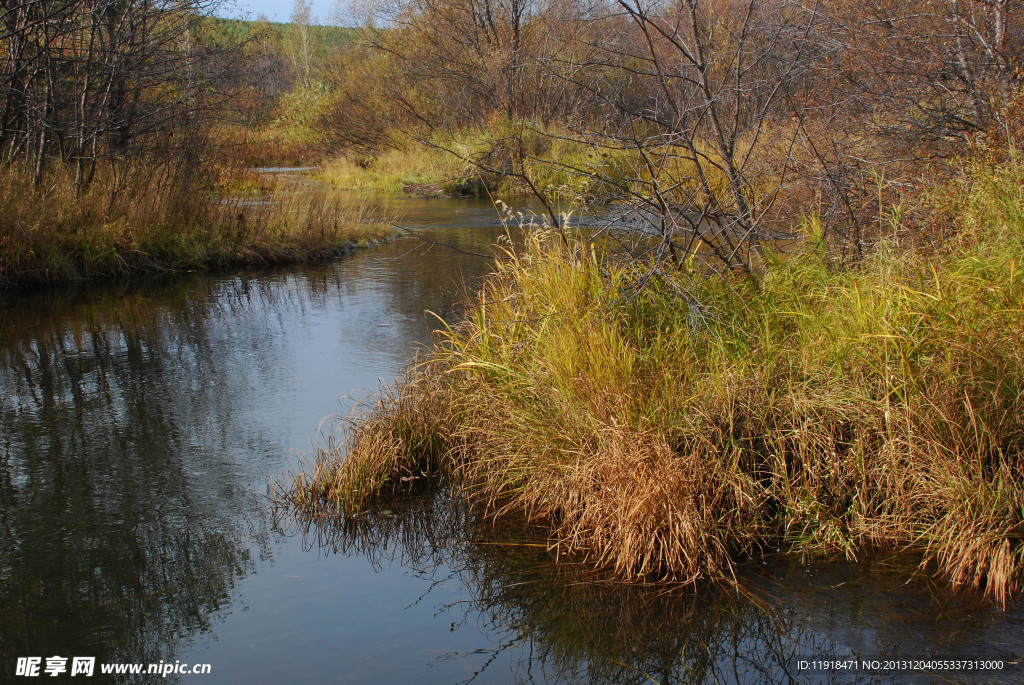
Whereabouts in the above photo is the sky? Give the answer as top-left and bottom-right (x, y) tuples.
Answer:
(214, 0), (347, 25)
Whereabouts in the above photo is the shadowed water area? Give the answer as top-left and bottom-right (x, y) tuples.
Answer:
(1, 195), (1022, 684)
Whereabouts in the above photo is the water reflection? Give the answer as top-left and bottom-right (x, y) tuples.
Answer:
(1, 194), (1021, 684)
(1, 303), (256, 674)
(0, 197), (521, 680)
(281, 491), (1022, 685)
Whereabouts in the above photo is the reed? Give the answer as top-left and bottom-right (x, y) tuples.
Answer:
(283, 154), (1024, 605)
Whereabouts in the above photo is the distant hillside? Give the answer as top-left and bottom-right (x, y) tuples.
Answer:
(200, 16), (358, 49)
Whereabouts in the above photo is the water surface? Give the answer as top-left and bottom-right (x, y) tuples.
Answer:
(1, 196), (1021, 684)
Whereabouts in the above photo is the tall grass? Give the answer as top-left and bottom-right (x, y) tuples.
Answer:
(0, 162), (392, 288)
(283, 154), (1024, 606)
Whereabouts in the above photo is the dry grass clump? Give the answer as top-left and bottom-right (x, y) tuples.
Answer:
(285, 368), (459, 518)
(285, 155), (1024, 605)
(0, 163), (392, 287)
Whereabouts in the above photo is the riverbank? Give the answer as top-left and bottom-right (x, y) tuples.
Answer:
(316, 123), (626, 200)
(284, 153), (1024, 606)
(0, 165), (393, 290)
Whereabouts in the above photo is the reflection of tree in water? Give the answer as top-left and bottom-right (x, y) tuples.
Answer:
(0, 274), (316, 679)
(278, 492), (886, 685)
(0, 204), (523, 681)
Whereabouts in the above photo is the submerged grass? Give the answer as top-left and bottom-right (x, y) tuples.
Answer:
(282, 154), (1024, 606)
(0, 164), (393, 288)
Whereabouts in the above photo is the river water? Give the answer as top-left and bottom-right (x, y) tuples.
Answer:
(1, 196), (1021, 684)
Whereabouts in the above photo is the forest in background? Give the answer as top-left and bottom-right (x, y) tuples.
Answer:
(189, 0), (1024, 275)
(307, 0), (1024, 271)
(2, 0), (1022, 281)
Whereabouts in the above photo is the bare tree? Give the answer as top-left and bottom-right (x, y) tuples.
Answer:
(315, 0), (1022, 268)
(519, 0), (824, 272)
(0, 0), (239, 192)
(288, 0), (314, 84)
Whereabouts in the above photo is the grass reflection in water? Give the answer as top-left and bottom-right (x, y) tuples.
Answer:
(274, 490), (922, 685)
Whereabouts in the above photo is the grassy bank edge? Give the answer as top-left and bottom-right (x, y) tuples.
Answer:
(0, 166), (394, 291)
(0, 234), (392, 292)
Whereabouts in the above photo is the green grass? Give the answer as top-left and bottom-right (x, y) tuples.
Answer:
(281, 152), (1024, 606)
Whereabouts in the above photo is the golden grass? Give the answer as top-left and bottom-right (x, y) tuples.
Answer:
(0, 163), (392, 287)
(281, 153), (1024, 606)
(319, 148), (468, 194)
(285, 367), (458, 518)
(317, 123), (637, 199)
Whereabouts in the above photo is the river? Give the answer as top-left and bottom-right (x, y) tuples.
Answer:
(1, 195), (1021, 684)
